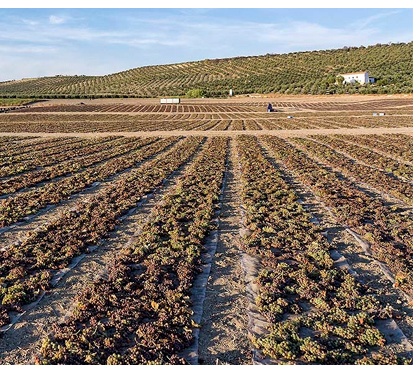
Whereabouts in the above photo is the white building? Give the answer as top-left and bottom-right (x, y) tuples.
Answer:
(339, 71), (374, 85)
(160, 98), (180, 104)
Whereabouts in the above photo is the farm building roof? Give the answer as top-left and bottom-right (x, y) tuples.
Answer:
(339, 71), (368, 75)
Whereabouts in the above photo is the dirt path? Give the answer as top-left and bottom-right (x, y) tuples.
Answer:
(197, 140), (252, 365)
(0, 126), (413, 138)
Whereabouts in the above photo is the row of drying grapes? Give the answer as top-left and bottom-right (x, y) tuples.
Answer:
(235, 135), (410, 364)
(0, 137), (179, 228)
(309, 135), (412, 181)
(0, 110), (413, 133)
(259, 135), (412, 297)
(0, 137), (203, 327)
(0, 137), (74, 159)
(334, 133), (413, 163)
(1, 137), (157, 196)
(290, 137), (412, 205)
(0, 133), (411, 364)
(38, 137), (229, 364)
(0, 137), (125, 178)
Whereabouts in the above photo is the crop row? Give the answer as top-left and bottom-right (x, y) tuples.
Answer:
(290, 137), (412, 205)
(0, 137), (79, 160)
(0, 136), (203, 327)
(0, 136), (114, 169)
(376, 133), (413, 162)
(17, 104), (260, 114)
(0, 111), (412, 133)
(310, 135), (412, 181)
(293, 117), (347, 129)
(382, 134), (413, 158)
(38, 137), (229, 364)
(260, 135), (412, 297)
(0, 113), (273, 133)
(235, 135), (409, 364)
(320, 115), (413, 129)
(0, 112), (279, 123)
(0, 137), (179, 228)
(0, 137), (154, 197)
(4, 111), (408, 123)
(0, 137), (122, 178)
(5, 98), (411, 114)
(331, 134), (413, 163)
(340, 133), (413, 162)
(0, 136), (36, 144)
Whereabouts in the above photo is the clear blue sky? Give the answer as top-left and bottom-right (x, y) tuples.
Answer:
(0, 2), (413, 81)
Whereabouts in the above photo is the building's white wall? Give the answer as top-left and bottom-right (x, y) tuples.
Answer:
(342, 72), (370, 84)
(160, 98), (180, 104)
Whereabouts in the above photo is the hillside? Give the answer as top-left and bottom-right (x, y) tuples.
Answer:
(0, 42), (412, 98)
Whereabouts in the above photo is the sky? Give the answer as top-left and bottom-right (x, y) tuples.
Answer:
(0, 1), (414, 81)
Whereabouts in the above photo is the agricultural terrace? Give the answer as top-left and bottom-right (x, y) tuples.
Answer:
(0, 94), (413, 365)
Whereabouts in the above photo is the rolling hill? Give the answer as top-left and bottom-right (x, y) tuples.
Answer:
(0, 42), (412, 98)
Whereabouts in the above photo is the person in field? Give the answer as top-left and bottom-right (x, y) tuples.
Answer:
(267, 102), (273, 112)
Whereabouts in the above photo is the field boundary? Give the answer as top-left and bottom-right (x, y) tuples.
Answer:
(0, 127), (413, 138)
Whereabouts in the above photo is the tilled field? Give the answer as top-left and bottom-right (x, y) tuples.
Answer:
(0, 97), (413, 365)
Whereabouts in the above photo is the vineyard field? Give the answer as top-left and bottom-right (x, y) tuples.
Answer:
(0, 95), (413, 365)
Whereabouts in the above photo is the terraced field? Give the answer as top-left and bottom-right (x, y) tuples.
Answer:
(0, 95), (413, 365)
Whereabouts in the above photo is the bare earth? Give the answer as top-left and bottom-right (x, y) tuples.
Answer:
(198, 140), (251, 365)
(0, 127), (413, 138)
